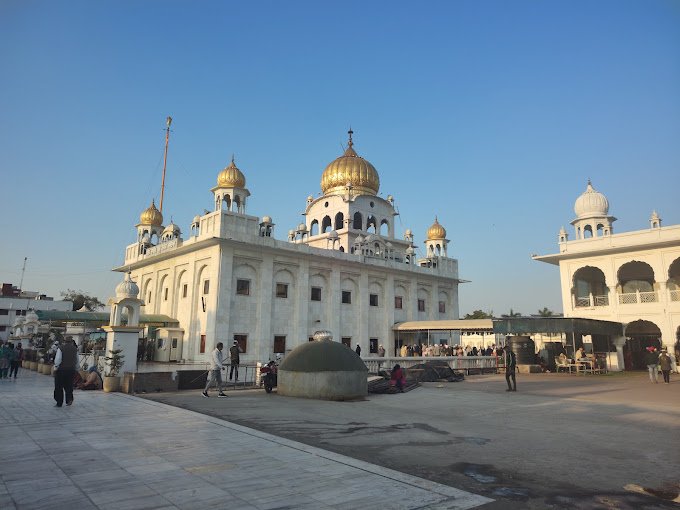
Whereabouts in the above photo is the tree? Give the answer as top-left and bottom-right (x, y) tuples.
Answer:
(537, 307), (554, 317)
(61, 289), (104, 311)
(501, 308), (522, 318)
(464, 310), (493, 319)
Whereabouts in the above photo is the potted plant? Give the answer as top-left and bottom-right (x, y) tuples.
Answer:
(103, 348), (125, 392)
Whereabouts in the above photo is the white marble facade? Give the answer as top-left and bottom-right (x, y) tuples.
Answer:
(115, 132), (461, 362)
(535, 181), (680, 368)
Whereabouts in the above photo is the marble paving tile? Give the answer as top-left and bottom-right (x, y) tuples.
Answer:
(97, 493), (176, 510)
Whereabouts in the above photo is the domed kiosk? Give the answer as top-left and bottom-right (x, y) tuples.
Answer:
(277, 331), (368, 400)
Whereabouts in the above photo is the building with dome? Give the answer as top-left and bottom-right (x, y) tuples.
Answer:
(534, 180), (680, 370)
(114, 130), (461, 364)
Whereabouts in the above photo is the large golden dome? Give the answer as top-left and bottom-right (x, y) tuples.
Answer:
(139, 200), (163, 226)
(426, 217), (446, 240)
(320, 130), (380, 196)
(217, 156), (246, 188)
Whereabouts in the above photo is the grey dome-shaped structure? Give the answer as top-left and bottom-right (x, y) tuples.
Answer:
(279, 340), (367, 373)
(278, 332), (368, 400)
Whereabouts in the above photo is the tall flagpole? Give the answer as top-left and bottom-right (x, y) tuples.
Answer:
(18, 257), (28, 293)
(159, 116), (172, 213)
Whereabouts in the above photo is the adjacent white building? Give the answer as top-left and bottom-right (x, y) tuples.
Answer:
(534, 181), (680, 369)
(0, 285), (73, 343)
(114, 131), (462, 364)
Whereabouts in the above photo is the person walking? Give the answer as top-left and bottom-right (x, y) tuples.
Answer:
(229, 340), (242, 381)
(0, 342), (10, 379)
(645, 346), (659, 383)
(54, 337), (78, 407)
(7, 342), (18, 379)
(10, 342), (23, 379)
(203, 342), (227, 397)
(659, 348), (672, 384)
(355, 344), (361, 356)
(504, 344), (517, 392)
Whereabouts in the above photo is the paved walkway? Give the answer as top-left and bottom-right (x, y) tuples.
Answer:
(0, 370), (491, 510)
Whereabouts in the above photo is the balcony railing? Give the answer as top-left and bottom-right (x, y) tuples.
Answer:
(574, 295), (609, 308)
(671, 290), (680, 302)
(618, 291), (658, 305)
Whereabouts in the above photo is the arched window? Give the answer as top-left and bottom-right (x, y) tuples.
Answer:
(583, 225), (593, 239)
(572, 266), (608, 307)
(310, 220), (319, 236)
(367, 215), (377, 234)
(223, 195), (232, 211)
(596, 224), (604, 236)
(353, 212), (363, 230)
(380, 219), (389, 236)
(667, 257), (680, 290)
(233, 195), (241, 212)
(618, 261), (655, 293)
(335, 212), (344, 230)
(322, 216), (332, 233)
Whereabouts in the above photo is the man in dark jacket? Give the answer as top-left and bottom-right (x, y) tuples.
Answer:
(54, 337), (78, 407)
(644, 346), (659, 383)
(504, 345), (517, 392)
(658, 348), (672, 384)
(229, 340), (241, 381)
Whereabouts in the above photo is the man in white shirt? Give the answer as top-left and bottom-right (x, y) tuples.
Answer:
(202, 342), (227, 398)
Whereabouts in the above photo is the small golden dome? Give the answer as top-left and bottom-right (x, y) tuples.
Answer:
(139, 200), (163, 226)
(217, 156), (246, 188)
(320, 129), (380, 196)
(426, 217), (446, 240)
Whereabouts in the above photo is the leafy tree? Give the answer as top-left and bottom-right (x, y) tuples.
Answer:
(464, 310), (493, 319)
(501, 308), (522, 318)
(61, 289), (104, 311)
(537, 307), (554, 317)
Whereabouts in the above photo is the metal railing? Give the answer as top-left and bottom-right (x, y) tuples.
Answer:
(363, 356), (499, 375)
(593, 295), (609, 306)
(671, 290), (680, 302)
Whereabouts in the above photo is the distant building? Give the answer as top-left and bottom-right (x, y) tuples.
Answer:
(0, 284), (73, 342)
(534, 181), (680, 369)
(114, 131), (462, 364)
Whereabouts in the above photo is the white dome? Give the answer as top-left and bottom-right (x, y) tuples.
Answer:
(25, 310), (39, 323)
(574, 180), (609, 218)
(297, 223), (307, 232)
(328, 230), (339, 239)
(262, 215), (272, 224)
(116, 273), (139, 299)
(162, 222), (180, 236)
(355, 235), (364, 244)
(192, 215), (201, 224)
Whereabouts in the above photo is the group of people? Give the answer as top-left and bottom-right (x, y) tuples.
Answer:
(0, 341), (23, 379)
(644, 346), (673, 384)
(202, 340), (242, 397)
(397, 343), (498, 357)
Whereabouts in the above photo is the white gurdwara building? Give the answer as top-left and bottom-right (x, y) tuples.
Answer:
(115, 131), (461, 363)
(534, 180), (680, 369)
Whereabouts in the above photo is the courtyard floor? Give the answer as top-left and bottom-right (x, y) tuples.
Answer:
(1, 369), (678, 509)
(141, 370), (680, 509)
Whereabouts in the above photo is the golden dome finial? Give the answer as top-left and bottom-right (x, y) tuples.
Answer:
(139, 199), (164, 226)
(216, 155), (246, 188)
(426, 217), (447, 240)
(321, 130), (380, 196)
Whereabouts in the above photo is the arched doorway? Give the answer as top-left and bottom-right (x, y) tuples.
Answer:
(623, 320), (661, 370)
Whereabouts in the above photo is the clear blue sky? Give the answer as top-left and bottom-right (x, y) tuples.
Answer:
(1, 0), (678, 316)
